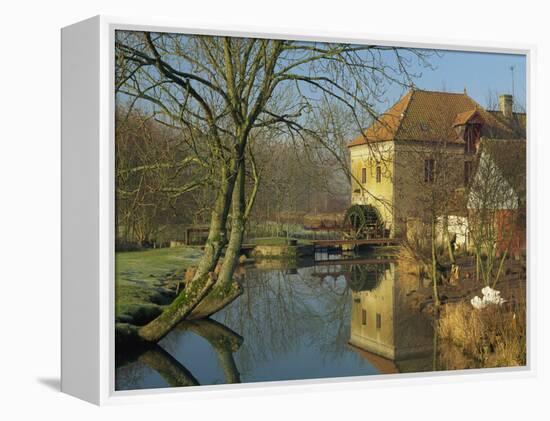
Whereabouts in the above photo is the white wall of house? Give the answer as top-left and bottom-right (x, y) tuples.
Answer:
(467, 148), (519, 211)
(437, 215), (469, 250)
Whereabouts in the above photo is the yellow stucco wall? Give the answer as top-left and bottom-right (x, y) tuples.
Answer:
(350, 141), (395, 234)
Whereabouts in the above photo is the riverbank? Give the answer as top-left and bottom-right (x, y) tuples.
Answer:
(115, 246), (203, 325)
(115, 237), (309, 325)
(404, 255), (526, 313)
(402, 254), (527, 369)
(438, 299), (526, 369)
(116, 242), (527, 372)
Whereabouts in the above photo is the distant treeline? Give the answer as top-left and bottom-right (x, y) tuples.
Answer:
(115, 107), (350, 250)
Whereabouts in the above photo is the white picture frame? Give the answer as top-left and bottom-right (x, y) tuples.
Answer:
(61, 15), (536, 405)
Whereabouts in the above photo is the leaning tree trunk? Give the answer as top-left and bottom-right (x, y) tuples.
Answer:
(186, 161), (247, 320)
(217, 160), (246, 287)
(189, 162), (238, 283)
(138, 272), (218, 342)
(138, 161), (239, 343)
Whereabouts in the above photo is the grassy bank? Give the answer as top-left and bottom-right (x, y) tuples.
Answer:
(115, 237), (302, 324)
(438, 300), (526, 368)
(115, 246), (202, 324)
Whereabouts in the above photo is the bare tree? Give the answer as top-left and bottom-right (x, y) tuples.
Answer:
(115, 106), (207, 248)
(115, 31), (432, 343)
(468, 139), (525, 287)
(399, 136), (464, 307)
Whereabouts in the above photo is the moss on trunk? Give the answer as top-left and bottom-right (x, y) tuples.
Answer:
(137, 273), (217, 342)
(188, 280), (242, 320)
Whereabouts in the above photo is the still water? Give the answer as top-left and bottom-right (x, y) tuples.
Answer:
(116, 257), (437, 390)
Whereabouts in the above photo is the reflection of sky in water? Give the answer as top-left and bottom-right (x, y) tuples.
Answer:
(229, 335), (377, 383)
(116, 265), (381, 390)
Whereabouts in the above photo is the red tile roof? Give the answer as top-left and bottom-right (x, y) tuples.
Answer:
(348, 89), (521, 147)
(452, 109), (484, 127)
(348, 90), (412, 146)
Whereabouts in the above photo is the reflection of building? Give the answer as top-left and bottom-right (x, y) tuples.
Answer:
(349, 262), (434, 369)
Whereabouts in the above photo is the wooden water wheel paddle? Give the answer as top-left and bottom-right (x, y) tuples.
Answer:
(343, 204), (382, 239)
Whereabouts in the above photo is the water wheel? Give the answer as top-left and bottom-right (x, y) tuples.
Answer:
(343, 204), (383, 239)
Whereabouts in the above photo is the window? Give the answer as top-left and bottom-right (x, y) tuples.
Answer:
(464, 161), (472, 186)
(376, 165), (381, 183)
(361, 167), (367, 184)
(376, 313), (381, 329)
(361, 309), (367, 325)
(424, 159), (435, 183)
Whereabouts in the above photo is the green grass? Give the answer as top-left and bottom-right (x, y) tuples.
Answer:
(115, 246), (202, 323)
(115, 238), (310, 324)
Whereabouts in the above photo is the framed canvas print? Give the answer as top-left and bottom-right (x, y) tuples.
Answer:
(61, 16), (533, 405)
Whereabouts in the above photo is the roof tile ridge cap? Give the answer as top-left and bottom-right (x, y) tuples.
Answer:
(393, 89), (414, 141)
(417, 89), (465, 95)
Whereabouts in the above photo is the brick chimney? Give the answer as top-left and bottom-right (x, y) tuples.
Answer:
(499, 94), (513, 118)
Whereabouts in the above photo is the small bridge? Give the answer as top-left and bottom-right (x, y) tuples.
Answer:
(313, 257), (396, 267)
(312, 238), (399, 249)
(312, 238), (399, 262)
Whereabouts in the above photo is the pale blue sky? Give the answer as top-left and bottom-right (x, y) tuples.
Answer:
(385, 49), (526, 111)
(117, 33), (527, 116)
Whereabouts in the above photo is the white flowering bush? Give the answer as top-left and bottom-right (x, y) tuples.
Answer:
(471, 286), (506, 310)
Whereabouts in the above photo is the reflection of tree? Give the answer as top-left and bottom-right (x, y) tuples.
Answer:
(347, 264), (388, 292)
(315, 275), (352, 357)
(216, 269), (315, 370)
(138, 345), (199, 387)
(214, 265), (361, 373)
(176, 319), (242, 384)
(116, 318), (242, 389)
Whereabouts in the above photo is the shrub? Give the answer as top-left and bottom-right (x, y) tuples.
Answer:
(438, 300), (526, 367)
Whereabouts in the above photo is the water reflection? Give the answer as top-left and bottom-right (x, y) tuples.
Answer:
(347, 261), (435, 374)
(116, 255), (440, 390)
(116, 318), (243, 390)
(136, 345), (199, 387)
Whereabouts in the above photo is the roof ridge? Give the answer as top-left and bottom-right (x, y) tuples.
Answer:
(413, 88), (469, 96)
(487, 109), (527, 116)
(349, 87), (525, 147)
